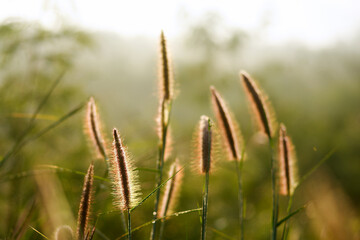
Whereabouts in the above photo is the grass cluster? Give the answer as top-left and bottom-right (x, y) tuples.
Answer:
(0, 29), (338, 240)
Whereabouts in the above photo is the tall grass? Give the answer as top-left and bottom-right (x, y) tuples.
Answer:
(0, 26), (341, 240)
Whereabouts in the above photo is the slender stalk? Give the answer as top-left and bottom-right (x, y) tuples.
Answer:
(281, 194), (294, 240)
(159, 217), (166, 240)
(201, 172), (210, 240)
(128, 209), (132, 240)
(269, 138), (279, 240)
(234, 158), (244, 240)
(150, 101), (171, 240)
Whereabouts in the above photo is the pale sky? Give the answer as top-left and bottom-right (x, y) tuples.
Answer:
(1, 0), (360, 46)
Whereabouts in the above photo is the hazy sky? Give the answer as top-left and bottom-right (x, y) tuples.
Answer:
(1, 0), (360, 46)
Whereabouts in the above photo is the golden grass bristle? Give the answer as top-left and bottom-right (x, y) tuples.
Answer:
(159, 161), (183, 218)
(210, 86), (243, 161)
(239, 71), (277, 139)
(158, 30), (173, 101)
(76, 163), (94, 240)
(278, 123), (298, 196)
(85, 97), (107, 159)
(197, 115), (213, 174)
(111, 128), (141, 210)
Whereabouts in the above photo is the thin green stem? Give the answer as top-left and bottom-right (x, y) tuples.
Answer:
(127, 209), (132, 240)
(201, 172), (210, 240)
(281, 194), (294, 240)
(234, 157), (244, 240)
(150, 100), (172, 240)
(116, 208), (201, 240)
(269, 138), (278, 240)
(159, 218), (166, 240)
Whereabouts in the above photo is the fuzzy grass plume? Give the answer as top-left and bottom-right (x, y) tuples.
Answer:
(158, 161), (183, 240)
(278, 123), (298, 196)
(159, 161), (183, 218)
(210, 86), (245, 239)
(240, 71), (276, 139)
(85, 97), (107, 159)
(76, 163), (94, 240)
(198, 115), (213, 174)
(111, 128), (141, 211)
(210, 86), (243, 160)
(158, 30), (173, 101)
(197, 115), (213, 240)
(151, 31), (175, 240)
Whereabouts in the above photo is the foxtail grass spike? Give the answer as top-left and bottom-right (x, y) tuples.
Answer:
(240, 71), (276, 139)
(159, 31), (173, 101)
(278, 123), (298, 196)
(76, 163), (94, 240)
(159, 161), (183, 218)
(197, 116), (212, 240)
(210, 86), (243, 160)
(210, 86), (245, 239)
(199, 116), (213, 174)
(111, 128), (141, 210)
(85, 97), (107, 159)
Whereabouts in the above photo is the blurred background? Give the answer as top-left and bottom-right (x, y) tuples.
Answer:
(0, 0), (359, 239)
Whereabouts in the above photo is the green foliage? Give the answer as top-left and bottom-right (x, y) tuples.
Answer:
(0, 16), (359, 240)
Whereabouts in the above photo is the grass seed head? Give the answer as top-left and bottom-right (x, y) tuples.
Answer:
(159, 160), (183, 218)
(278, 123), (298, 196)
(197, 115), (213, 174)
(76, 163), (94, 240)
(159, 30), (174, 101)
(240, 71), (277, 139)
(85, 97), (107, 159)
(111, 128), (141, 210)
(210, 86), (243, 161)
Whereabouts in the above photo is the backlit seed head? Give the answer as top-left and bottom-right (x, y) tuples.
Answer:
(278, 123), (298, 196)
(210, 86), (243, 161)
(240, 71), (277, 139)
(85, 97), (107, 159)
(76, 163), (94, 240)
(110, 128), (141, 210)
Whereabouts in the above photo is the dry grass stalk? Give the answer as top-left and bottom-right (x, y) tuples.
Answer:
(76, 163), (94, 240)
(210, 86), (243, 160)
(198, 115), (213, 174)
(159, 161), (183, 218)
(278, 124), (298, 196)
(111, 128), (141, 210)
(85, 97), (107, 159)
(158, 31), (173, 101)
(240, 71), (276, 139)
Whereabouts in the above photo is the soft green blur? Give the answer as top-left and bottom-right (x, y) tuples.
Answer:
(0, 16), (359, 240)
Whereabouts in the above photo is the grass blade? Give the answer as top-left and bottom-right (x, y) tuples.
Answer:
(0, 70), (66, 169)
(0, 102), (86, 172)
(29, 225), (49, 239)
(276, 205), (306, 227)
(208, 227), (236, 240)
(296, 147), (337, 188)
(116, 208), (202, 239)
(130, 166), (184, 212)
(0, 166), (110, 183)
